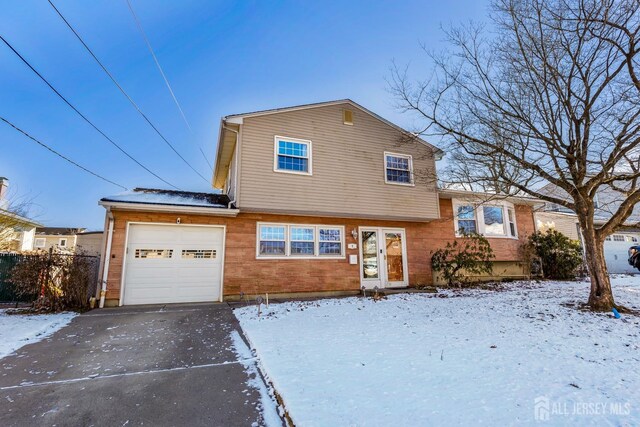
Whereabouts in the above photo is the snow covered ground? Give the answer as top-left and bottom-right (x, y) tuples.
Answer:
(235, 276), (640, 426)
(0, 310), (76, 359)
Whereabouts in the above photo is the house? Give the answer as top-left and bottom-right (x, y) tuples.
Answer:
(0, 177), (42, 252)
(97, 100), (539, 307)
(34, 227), (103, 256)
(534, 184), (640, 274)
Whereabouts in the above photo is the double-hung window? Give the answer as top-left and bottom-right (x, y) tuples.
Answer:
(274, 136), (312, 175)
(456, 205), (477, 234)
(257, 223), (344, 258)
(454, 200), (518, 238)
(507, 208), (517, 237)
(384, 152), (413, 185)
(319, 227), (342, 255)
(290, 226), (315, 255)
(259, 225), (286, 256)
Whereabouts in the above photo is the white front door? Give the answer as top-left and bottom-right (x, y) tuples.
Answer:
(123, 224), (225, 305)
(359, 228), (408, 289)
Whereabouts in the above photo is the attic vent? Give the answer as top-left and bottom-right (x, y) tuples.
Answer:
(343, 109), (353, 125)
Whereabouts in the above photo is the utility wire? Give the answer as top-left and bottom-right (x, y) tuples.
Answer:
(199, 146), (213, 171)
(48, 0), (210, 185)
(1, 117), (128, 190)
(0, 35), (179, 190)
(125, 0), (192, 133)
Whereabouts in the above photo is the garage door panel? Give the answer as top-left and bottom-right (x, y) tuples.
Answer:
(123, 224), (224, 305)
(604, 233), (639, 274)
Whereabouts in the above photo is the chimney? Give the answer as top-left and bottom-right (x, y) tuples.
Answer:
(0, 177), (8, 209)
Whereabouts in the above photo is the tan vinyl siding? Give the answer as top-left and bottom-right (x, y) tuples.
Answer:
(238, 103), (439, 220)
(535, 212), (580, 241)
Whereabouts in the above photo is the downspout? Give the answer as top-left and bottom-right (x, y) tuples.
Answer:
(99, 210), (115, 308)
(223, 125), (239, 209)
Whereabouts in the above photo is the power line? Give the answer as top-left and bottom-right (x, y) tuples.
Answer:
(125, 0), (192, 132)
(0, 116), (128, 190)
(0, 34), (179, 190)
(47, 0), (210, 185)
(199, 147), (213, 171)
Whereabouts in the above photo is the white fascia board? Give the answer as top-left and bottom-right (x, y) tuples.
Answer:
(99, 201), (240, 217)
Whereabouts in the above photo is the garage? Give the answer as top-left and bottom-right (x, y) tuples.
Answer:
(123, 224), (225, 305)
(604, 233), (640, 274)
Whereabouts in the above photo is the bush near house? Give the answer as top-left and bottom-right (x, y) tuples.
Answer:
(528, 230), (583, 280)
(431, 233), (495, 286)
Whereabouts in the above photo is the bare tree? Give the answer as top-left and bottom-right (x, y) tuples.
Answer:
(390, 0), (640, 311)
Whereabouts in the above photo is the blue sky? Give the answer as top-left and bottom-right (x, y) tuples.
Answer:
(1, 0), (488, 229)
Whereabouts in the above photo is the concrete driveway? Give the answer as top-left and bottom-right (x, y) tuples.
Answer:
(0, 303), (282, 427)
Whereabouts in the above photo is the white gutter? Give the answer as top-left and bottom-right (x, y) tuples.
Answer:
(98, 201), (240, 216)
(99, 211), (114, 309)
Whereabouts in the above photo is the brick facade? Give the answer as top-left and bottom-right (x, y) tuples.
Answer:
(103, 199), (535, 305)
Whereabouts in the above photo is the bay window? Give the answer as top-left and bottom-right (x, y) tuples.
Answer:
(453, 200), (518, 238)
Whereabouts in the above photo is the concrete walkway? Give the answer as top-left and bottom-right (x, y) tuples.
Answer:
(0, 303), (282, 427)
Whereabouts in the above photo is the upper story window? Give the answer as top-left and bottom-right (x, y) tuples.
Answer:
(34, 238), (45, 248)
(274, 136), (312, 175)
(453, 199), (518, 238)
(384, 152), (413, 185)
(59, 238), (67, 247)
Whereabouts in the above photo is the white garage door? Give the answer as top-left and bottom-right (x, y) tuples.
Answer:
(604, 233), (639, 274)
(123, 224), (224, 305)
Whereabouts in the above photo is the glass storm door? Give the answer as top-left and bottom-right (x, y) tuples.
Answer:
(360, 228), (408, 289)
(384, 231), (406, 285)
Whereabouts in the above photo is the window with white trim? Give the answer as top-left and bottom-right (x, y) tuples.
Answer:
(34, 238), (45, 248)
(257, 223), (344, 258)
(507, 208), (517, 237)
(59, 238), (67, 247)
(274, 136), (311, 174)
(456, 205), (477, 234)
(453, 200), (518, 238)
(258, 225), (286, 255)
(384, 152), (413, 185)
(483, 206), (506, 236)
(290, 226), (315, 255)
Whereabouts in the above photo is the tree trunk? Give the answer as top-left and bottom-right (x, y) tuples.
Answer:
(581, 223), (615, 311)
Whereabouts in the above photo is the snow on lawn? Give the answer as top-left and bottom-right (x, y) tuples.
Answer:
(0, 310), (76, 359)
(235, 276), (640, 426)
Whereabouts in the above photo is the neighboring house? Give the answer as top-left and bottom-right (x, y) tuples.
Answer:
(76, 231), (104, 256)
(0, 177), (42, 252)
(98, 100), (539, 307)
(535, 184), (640, 274)
(34, 227), (103, 256)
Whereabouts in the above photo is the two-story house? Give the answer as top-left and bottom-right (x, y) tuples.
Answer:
(97, 100), (538, 307)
